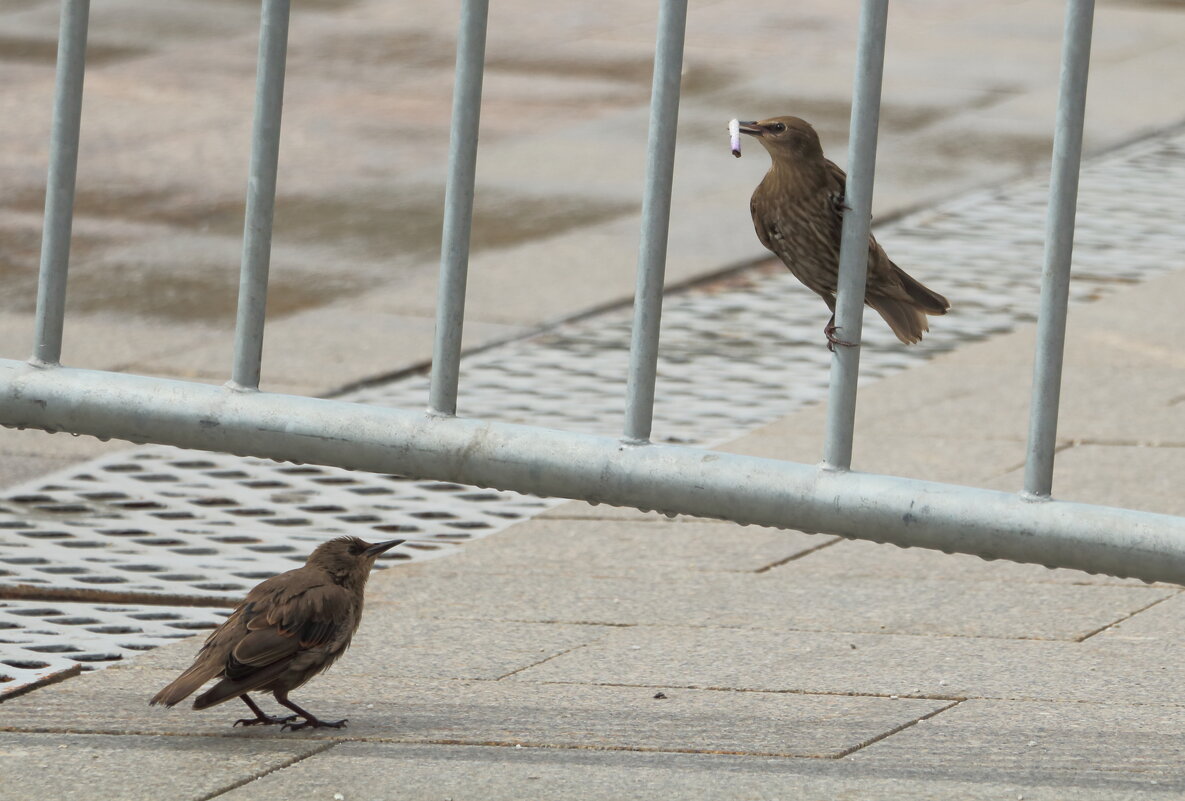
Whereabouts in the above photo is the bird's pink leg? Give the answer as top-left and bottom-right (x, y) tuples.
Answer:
(824, 314), (857, 351)
(233, 694), (298, 727)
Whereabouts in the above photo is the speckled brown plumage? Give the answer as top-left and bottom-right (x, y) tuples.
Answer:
(741, 116), (949, 345)
(150, 536), (403, 731)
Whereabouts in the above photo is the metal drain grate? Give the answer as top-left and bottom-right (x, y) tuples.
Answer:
(0, 599), (231, 693)
(0, 449), (553, 601)
(4, 128), (1185, 696)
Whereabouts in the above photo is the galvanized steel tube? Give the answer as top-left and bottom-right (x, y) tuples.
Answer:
(1024, 0), (1095, 498)
(3, 358), (1185, 584)
(32, 0), (90, 367)
(230, 0), (291, 391)
(429, 0), (489, 416)
(822, 0), (888, 471)
(622, 0), (688, 443)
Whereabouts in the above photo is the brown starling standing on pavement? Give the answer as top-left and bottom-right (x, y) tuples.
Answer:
(739, 116), (949, 345)
(150, 536), (404, 730)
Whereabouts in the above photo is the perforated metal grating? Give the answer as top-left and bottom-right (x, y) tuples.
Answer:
(0, 451), (551, 603)
(0, 599), (230, 696)
(4, 129), (1185, 696)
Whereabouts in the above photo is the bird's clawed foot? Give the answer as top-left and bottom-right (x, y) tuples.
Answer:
(233, 713), (298, 727)
(280, 716), (348, 732)
(824, 317), (857, 351)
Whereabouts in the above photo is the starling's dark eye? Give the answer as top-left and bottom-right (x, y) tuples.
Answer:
(771, 122), (786, 133)
(348, 542), (365, 555)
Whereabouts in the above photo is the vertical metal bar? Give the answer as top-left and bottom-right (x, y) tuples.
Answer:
(822, 0), (889, 471)
(622, 0), (688, 443)
(1024, 0), (1095, 498)
(230, 0), (291, 391)
(31, 0), (90, 367)
(428, 0), (489, 416)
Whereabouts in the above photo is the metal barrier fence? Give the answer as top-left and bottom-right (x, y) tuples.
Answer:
(5, 0), (1185, 584)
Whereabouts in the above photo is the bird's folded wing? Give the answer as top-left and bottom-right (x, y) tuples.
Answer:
(234, 581), (353, 661)
(228, 627), (303, 677)
(190, 584), (353, 710)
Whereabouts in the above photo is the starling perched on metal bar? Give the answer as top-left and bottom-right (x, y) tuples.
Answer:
(150, 536), (404, 731)
(739, 116), (949, 346)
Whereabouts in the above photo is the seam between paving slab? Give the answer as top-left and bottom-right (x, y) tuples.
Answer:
(385, 614), (1173, 643)
(0, 721), (942, 761)
(0, 660), (81, 702)
(1074, 591), (1181, 642)
(989, 436), (1185, 484)
(495, 679), (968, 704)
(832, 700), (964, 760)
(404, 676), (1185, 709)
(754, 537), (843, 574)
(198, 741), (340, 801)
(493, 640), (604, 681)
(990, 441), (1076, 480)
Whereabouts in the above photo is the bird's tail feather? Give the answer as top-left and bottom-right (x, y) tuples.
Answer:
(870, 297), (929, 345)
(892, 264), (950, 316)
(192, 656), (295, 710)
(149, 660), (223, 707)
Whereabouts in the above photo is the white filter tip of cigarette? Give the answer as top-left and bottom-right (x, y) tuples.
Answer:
(729, 119), (741, 158)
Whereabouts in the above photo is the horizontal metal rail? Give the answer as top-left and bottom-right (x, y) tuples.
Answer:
(3, 358), (1184, 584)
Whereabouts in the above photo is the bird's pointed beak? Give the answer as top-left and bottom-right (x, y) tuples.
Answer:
(737, 121), (763, 137)
(364, 539), (405, 557)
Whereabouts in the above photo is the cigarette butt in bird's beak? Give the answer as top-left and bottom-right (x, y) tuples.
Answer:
(364, 539), (405, 557)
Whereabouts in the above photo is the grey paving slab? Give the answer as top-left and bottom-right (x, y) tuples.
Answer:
(0, 667), (945, 759)
(1054, 371), (1185, 445)
(813, 362), (1035, 444)
(724, 343), (1185, 478)
(0, 732), (330, 801)
(538, 500), (719, 523)
(776, 538), (1163, 587)
(928, 314), (1174, 372)
(378, 569), (1172, 641)
(989, 444), (1185, 518)
(0, 427), (130, 461)
(722, 420), (1030, 488)
(1090, 592), (1185, 643)
(853, 699), (1185, 789)
(134, 612), (612, 682)
(431, 518), (834, 576)
(1064, 271), (1185, 362)
(215, 741), (1165, 801)
(721, 360), (1031, 459)
(128, 306), (528, 393)
(509, 625), (1185, 706)
(0, 454), (76, 490)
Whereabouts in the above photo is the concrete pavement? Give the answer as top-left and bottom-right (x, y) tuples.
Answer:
(4, 265), (1185, 799)
(5, 0), (1185, 798)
